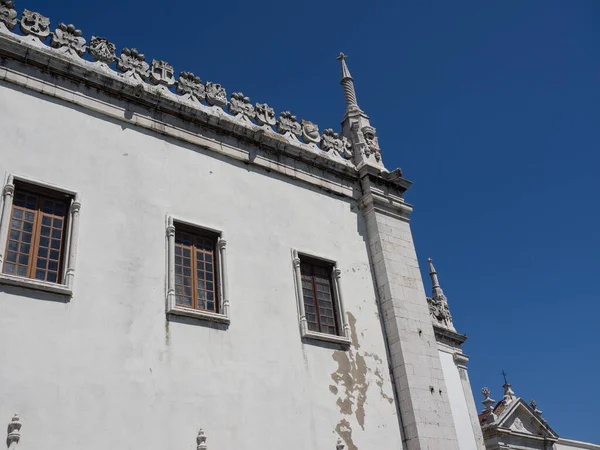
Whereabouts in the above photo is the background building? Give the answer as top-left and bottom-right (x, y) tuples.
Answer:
(0, 3), (596, 450)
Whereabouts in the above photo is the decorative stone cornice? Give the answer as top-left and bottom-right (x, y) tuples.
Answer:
(0, 4), (412, 199)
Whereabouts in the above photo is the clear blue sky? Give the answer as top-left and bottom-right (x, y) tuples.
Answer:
(22, 0), (599, 442)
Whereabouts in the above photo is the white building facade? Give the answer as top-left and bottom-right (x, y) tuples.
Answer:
(0, 4), (591, 450)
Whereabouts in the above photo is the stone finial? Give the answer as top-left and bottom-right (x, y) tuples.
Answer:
(481, 388), (497, 424)
(117, 48), (149, 82)
(177, 72), (205, 103)
(277, 111), (302, 139)
(0, 1), (17, 31)
(320, 128), (352, 159)
(150, 60), (175, 87)
(255, 103), (276, 127)
(336, 437), (345, 450)
(301, 120), (320, 145)
(336, 52), (360, 114)
(426, 258), (454, 330)
(50, 23), (86, 57)
(88, 36), (116, 65)
(205, 81), (227, 108)
(502, 371), (517, 405)
(6, 414), (21, 449)
(228, 93), (256, 121)
(19, 9), (50, 40)
(196, 429), (207, 450)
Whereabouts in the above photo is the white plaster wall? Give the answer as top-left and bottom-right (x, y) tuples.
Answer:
(439, 350), (478, 450)
(0, 81), (402, 450)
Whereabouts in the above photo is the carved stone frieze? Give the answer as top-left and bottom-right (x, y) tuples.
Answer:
(277, 111), (302, 139)
(205, 81), (227, 108)
(50, 23), (86, 57)
(117, 48), (149, 82)
(228, 92), (256, 121)
(0, 0), (17, 30)
(301, 120), (320, 145)
(150, 59), (175, 87)
(320, 128), (352, 159)
(88, 36), (116, 65)
(255, 103), (276, 127)
(19, 9), (50, 40)
(176, 72), (205, 103)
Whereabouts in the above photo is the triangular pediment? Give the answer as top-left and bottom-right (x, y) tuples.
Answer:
(496, 399), (558, 439)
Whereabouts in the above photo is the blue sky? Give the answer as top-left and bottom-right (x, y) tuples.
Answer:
(20, 0), (599, 442)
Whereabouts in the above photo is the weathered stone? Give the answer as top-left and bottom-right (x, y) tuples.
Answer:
(0, 0), (17, 30)
(228, 92), (255, 121)
(177, 72), (205, 103)
(150, 60), (175, 87)
(88, 36), (116, 65)
(205, 81), (227, 108)
(117, 48), (149, 82)
(320, 128), (352, 159)
(276, 111), (301, 139)
(301, 119), (320, 145)
(50, 23), (86, 57)
(255, 103), (276, 127)
(19, 9), (50, 40)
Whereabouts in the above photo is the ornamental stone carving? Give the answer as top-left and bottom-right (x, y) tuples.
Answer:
(301, 120), (320, 145)
(150, 59), (175, 87)
(205, 81), (227, 108)
(117, 48), (149, 82)
(255, 103), (276, 127)
(277, 111), (301, 139)
(228, 92), (256, 121)
(336, 438), (345, 450)
(20, 9), (50, 40)
(7, 413), (21, 449)
(177, 72), (205, 103)
(320, 128), (352, 159)
(427, 294), (452, 326)
(361, 125), (382, 161)
(0, 0), (17, 31)
(88, 36), (116, 65)
(50, 23), (86, 57)
(197, 429), (207, 450)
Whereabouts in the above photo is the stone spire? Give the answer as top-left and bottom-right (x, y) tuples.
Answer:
(337, 53), (385, 170)
(481, 388), (497, 424)
(7, 413), (21, 450)
(337, 52), (361, 114)
(428, 258), (444, 300)
(425, 258), (455, 331)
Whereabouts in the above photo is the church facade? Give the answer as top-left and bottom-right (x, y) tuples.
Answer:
(0, 3), (595, 450)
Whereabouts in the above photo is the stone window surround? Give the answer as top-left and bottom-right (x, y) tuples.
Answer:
(0, 174), (81, 297)
(291, 248), (351, 346)
(166, 215), (229, 324)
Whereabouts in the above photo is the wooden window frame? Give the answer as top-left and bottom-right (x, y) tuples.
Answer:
(0, 174), (81, 296)
(166, 216), (229, 324)
(291, 249), (350, 345)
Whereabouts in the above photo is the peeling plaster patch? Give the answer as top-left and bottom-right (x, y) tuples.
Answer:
(374, 368), (394, 404)
(330, 313), (395, 431)
(336, 419), (357, 450)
